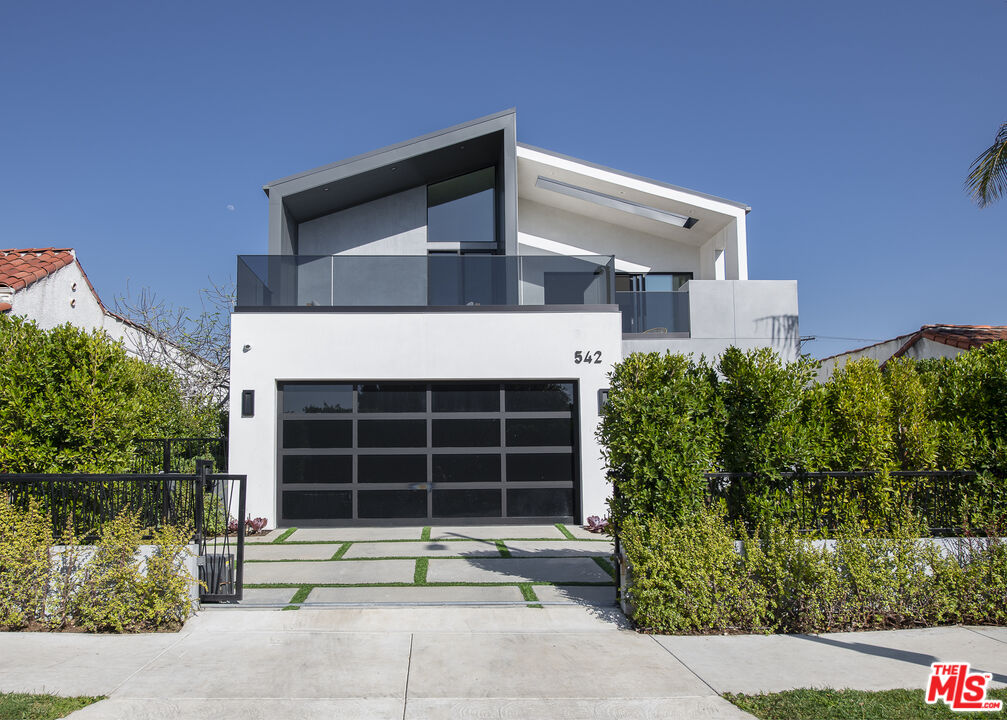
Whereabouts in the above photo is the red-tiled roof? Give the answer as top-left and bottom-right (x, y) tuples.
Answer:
(0, 302), (11, 313)
(914, 324), (1007, 351)
(0, 248), (75, 291)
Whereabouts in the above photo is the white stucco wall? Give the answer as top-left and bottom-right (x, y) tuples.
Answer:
(621, 280), (800, 362)
(229, 310), (623, 527)
(298, 186), (428, 256)
(5, 262), (151, 358)
(816, 335), (964, 381)
(517, 199), (701, 275)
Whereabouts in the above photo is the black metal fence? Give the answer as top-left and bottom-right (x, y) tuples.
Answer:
(705, 470), (1005, 536)
(0, 462), (245, 602)
(132, 437), (227, 474)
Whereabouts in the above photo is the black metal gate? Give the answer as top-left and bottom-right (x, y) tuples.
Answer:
(0, 465), (245, 603)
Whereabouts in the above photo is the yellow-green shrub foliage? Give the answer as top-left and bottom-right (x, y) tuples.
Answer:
(0, 497), (53, 628)
(140, 523), (196, 627)
(73, 510), (146, 632)
(620, 510), (770, 633)
(621, 509), (1007, 634)
(0, 501), (197, 632)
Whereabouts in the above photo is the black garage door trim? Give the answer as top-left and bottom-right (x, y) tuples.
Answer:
(277, 381), (580, 525)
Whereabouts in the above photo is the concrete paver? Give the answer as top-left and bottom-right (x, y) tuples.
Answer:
(242, 559), (415, 585)
(244, 529), (283, 543)
(426, 557), (613, 584)
(285, 527), (422, 542)
(244, 543), (343, 561)
(306, 585), (525, 604)
(240, 587), (298, 605)
(534, 584), (618, 606)
(562, 524), (613, 540)
(429, 524), (565, 540)
(342, 540), (501, 558)
(504, 539), (615, 557)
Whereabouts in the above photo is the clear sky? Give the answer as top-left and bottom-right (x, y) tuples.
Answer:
(2, 1), (1004, 358)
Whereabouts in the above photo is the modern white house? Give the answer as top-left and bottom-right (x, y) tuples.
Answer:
(228, 110), (799, 527)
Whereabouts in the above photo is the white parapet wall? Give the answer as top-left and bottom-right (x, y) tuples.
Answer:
(621, 280), (800, 362)
(229, 309), (624, 526)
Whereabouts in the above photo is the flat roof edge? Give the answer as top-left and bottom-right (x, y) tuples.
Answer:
(517, 142), (751, 212)
(264, 109), (517, 191)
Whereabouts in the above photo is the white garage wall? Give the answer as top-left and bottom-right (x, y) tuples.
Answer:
(229, 310), (623, 526)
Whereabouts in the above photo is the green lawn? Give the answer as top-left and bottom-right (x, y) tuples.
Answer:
(0, 692), (103, 720)
(726, 688), (1007, 719)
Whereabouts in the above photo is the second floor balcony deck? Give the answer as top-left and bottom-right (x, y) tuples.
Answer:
(236, 254), (690, 334)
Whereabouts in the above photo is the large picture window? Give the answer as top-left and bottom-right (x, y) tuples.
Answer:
(427, 167), (496, 245)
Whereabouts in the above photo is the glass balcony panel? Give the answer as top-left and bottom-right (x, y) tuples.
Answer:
(236, 255), (614, 308)
(617, 290), (690, 334)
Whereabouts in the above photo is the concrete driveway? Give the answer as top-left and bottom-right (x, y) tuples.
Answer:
(2, 606), (751, 720)
(241, 523), (619, 609)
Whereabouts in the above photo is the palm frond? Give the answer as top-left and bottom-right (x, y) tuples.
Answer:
(966, 122), (1007, 208)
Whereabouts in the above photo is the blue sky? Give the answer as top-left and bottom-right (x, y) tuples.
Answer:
(2, 1), (1004, 358)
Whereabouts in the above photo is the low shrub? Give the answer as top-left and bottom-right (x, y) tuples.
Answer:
(0, 496), (196, 632)
(620, 508), (1007, 634)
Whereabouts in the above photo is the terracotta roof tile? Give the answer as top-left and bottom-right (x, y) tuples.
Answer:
(0, 248), (75, 292)
(919, 324), (1007, 350)
(0, 302), (11, 313)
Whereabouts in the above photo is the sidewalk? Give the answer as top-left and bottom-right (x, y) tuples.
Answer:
(0, 606), (1003, 719)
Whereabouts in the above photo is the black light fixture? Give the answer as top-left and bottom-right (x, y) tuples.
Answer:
(241, 390), (255, 418)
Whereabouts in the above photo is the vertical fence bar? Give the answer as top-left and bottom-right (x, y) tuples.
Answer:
(235, 476), (246, 601)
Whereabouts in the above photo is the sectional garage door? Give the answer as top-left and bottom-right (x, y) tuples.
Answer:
(277, 381), (578, 524)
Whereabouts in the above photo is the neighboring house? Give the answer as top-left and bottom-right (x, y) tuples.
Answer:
(817, 324), (1007, 381)
(229, 110), (800, 527)
(0, 247), (151, 353)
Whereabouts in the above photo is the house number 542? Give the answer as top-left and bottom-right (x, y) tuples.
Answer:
(574, 350), (602, 364)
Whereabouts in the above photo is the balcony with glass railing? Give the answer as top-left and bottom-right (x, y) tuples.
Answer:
(236, 253), (692, 334)
(236, 254), (616, 309)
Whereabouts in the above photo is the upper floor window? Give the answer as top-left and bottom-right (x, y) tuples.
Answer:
(427, 167), (496, 245)
(615, 272), (692, 292)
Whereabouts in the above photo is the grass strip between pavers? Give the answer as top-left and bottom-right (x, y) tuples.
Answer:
(725, 688), (1007, 719)
(420, 526), (431, 540)
(495, 540), (511, 558)
(282, 585), (313, 611)
(273, 528), (297, 543)
(0, 692), (105, 720)
(414, 557), (429, 584)
(556, 523), (577, 539)
(330, 542), (352, 560)
(518, 583), (538, 602)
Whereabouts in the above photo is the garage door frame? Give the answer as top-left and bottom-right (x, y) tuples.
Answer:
(276, 380), (581, 526)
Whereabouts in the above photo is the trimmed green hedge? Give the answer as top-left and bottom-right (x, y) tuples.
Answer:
(620, 509), (1007, 634)
(0, 314), (219, 473)
(599, 343), (1007, 531)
